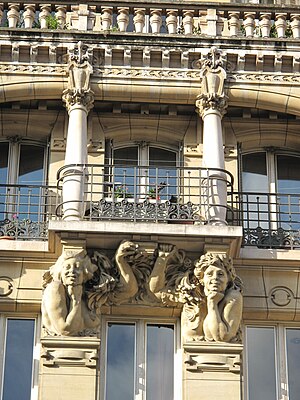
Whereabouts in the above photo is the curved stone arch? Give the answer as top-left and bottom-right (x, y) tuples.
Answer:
(98, 121), (194, 145)
(227, 85), (300, 116)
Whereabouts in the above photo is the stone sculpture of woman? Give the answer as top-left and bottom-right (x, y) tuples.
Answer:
(149, 245), (243, 343)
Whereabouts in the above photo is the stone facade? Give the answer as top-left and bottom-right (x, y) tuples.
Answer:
(0, 1), (300, 400)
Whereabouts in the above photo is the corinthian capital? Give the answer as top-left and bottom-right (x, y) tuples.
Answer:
(62, 41), (94, 113)
(196, 47), (228, 118)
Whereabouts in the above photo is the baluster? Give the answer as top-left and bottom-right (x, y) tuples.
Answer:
(39, 4), (51, 29)
(291, 14), (300, 39)
(166, 9), (178, 34)
(7, 3), (20, 28)
(243, 12), (255, 37)
(24, 4), (36, 28)
(150, 9), (162, 34)
(0, 4), (3, 26)
(133, 8), (145, 33)
(55, 5), (67, 29)
(260, 13), (271, 38)
(182, 10), (194, 35)
(101, 7), (113, 31)
(117, 7), (129, 32)
(275, 13), (287, 38)
(228, 11), (240, 37)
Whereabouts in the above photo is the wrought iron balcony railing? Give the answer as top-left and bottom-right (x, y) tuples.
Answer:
(0, 183), (58, 240)
(56, 164), (233, 225)
(230, 192), (300, 249)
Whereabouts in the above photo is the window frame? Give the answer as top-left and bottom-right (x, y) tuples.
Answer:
(244, 323), (300, 400)
(0, 314), (40, 400)
(100, 316), (181, 400)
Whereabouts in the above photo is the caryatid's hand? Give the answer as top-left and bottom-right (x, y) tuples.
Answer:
(116, 241), (138, 262)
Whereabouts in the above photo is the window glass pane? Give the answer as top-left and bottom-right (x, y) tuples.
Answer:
(2, 319), (35, 400)
(18, 145), (45, 221)
(106, 323), (135, 400)
(242, 152), (268, 193)
(146, 324), (174, 400)
(18, 145), (44, 185)
(149, 148), (177, 199)
(0, 142), (9, 184)
(0, 143), (9, 219)
(277, 155), (300, 230)
(113, 147), (138, 197)
(286, 328), (300, 400)
(246, 327), (277, 400)
(242, 153), (269, 229)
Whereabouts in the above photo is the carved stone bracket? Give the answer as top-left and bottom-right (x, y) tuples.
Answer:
(184, 342), (243, 374)
(41, 336), (100, 368)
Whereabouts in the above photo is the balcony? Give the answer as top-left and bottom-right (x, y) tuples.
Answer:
(2, 169), (300, 251)
(231, 192), (300, 250)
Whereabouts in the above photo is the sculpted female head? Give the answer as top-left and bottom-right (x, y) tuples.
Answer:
(48, 249), (97, 286)
(193, 253), (237, 296)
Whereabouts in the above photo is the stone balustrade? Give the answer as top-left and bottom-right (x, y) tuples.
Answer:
(1, 1), (300, 39)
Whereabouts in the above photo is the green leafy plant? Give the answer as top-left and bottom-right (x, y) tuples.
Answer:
(114, 185), (133, 199)
(46, 15), (59, 29)
(147, 181), (167, 199)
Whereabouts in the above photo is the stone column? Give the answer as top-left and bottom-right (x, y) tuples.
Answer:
(62, 42), (94, 221)
(196, 47), (228, 225)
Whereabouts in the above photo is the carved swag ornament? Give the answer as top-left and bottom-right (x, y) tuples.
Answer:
(42, 241), (243, 343)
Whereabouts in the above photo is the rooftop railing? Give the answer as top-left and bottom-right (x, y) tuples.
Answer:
(1, 1), (300, 40)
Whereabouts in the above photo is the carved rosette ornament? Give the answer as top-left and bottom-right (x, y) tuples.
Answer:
(62, 41), (94, 113)
(195, 47), (228, 118)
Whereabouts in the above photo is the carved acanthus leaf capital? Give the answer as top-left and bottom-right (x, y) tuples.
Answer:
(195, 93), (228, 118)
(62, 88), (94, 113)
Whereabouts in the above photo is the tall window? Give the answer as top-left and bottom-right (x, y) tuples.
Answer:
(0, 317), (37, 400)
(0, 140), (47, 222)
(241, 151), (300, 231)
(245, 325), (300, 400)
(107, 144), (177, 200)
(103, 319), (179, 400)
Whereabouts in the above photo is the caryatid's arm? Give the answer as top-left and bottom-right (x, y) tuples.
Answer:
(113, 241), (139, 303)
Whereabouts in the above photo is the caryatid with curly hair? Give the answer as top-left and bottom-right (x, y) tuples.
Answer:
(42, 249), (101, 336)
(194, 253), (243, 342)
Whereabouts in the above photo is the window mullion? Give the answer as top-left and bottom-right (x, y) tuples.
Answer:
(278, 325), (289, 400)
(135, 320), (145, 400)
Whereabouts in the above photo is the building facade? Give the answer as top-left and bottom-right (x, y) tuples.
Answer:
(0, 1), (300, 399)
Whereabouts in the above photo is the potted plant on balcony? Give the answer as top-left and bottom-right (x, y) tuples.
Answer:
(147, 181), (167, 200)
(113, 185), (133, 199)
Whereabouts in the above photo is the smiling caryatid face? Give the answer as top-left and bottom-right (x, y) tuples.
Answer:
(61, 258), (84, 287)
(202, 264), (228, 296)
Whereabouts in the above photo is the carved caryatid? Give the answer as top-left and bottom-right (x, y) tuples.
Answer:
(149, 246), (243, 343)
(195, 47), (228, 117)
(62, 41), (94, 112)
(42, 241), (140, 336)
(42, 241), (243, 343)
